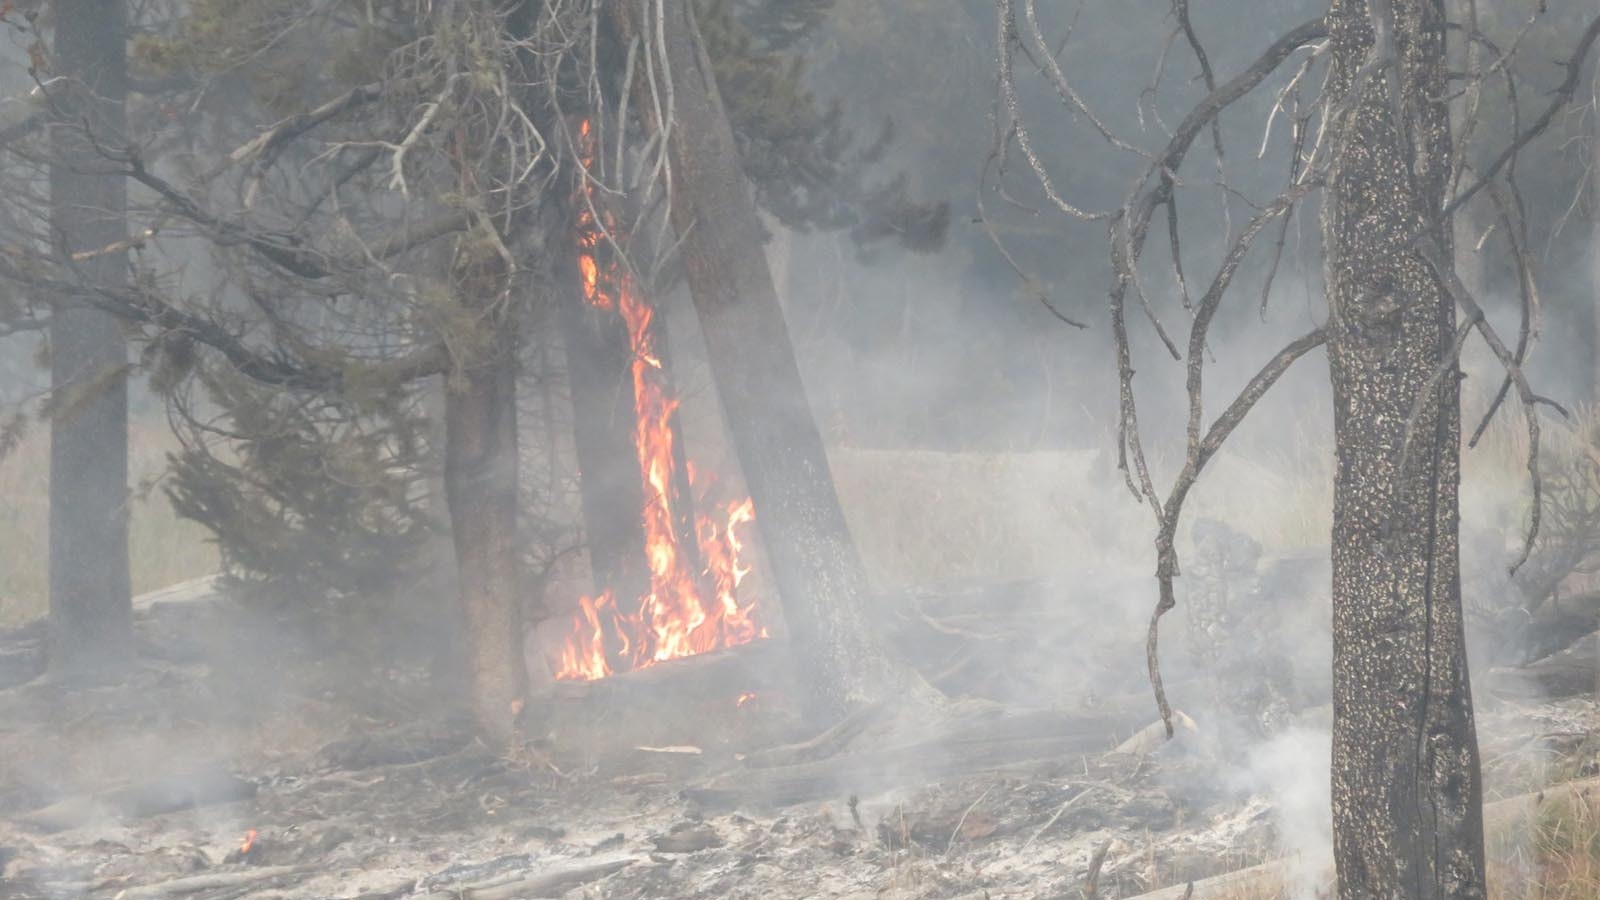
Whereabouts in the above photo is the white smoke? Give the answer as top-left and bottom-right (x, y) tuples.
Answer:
(1227, 724), (1333, 899)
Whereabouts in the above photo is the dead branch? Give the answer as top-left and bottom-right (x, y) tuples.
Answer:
(115, 866), (306, 899)
(1467, 182), (1540, 448)
(1021, 784), (1099, 850)
(1417, 234), (1568, 574)
(1447, 12), (1600, 214)
(1082, 838), (1113, 900)
(413, 857), (641, 900)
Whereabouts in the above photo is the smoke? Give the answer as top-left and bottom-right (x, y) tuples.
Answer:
(1228, 724), (1334, 900)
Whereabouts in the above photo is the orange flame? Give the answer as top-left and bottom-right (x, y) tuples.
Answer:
(240, 830), (258, 854)
(554, 120), (768, 682)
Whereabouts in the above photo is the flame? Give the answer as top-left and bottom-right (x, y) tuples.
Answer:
(554, 120), (769, 682)
(240, 830), (258, 854)
(736, 691), (758, 709)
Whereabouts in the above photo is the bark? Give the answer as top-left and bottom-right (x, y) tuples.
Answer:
(556, 253), (652, 604)
(612, 2), (930, 723)
(1323, 2), (1486, 897)
(47, 0), (133, 680)
(443, 289), (530, 742)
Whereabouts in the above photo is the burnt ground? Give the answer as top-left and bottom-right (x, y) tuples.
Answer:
(0, 583), (1596, 900)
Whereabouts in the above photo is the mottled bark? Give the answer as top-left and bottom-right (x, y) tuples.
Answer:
(443, 276), (530, 742)
(1323, 1), (1486, 897)
(47, 0), (133, 680)
(611, 3), (929, 723)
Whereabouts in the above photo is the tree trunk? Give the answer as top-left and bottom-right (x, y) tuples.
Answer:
(443, 296), (530, 742)
(1323, 2), (1486, 897)
(47, 0), (133, 680)
(612, 3), (930, 723)
(556, 253), (652, 605)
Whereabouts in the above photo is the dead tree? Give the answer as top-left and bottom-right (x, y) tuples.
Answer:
(609, 1), (935, 724)
(1322, 3), (1484, 893)
(46, 0), (133, 680)
(990, 0), (1600, 895)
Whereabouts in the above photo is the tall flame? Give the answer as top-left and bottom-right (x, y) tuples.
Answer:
(554, 120), (768, 682)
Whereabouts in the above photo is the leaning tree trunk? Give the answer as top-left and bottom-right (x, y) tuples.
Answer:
(1323, 2), (1486, 897)
(47, 0), (133, 680)
(443, 250), (531, 742)
(556, 252), (653, 606)
(610, 2), (930, 724)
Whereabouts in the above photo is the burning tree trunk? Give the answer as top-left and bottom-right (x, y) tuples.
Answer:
(612, 2), (931, 722)
(557, 252), (653, 607)
(1323, 2), (1485, 895)
(47, 0), (134, 680)
(444, 239), (531, 742)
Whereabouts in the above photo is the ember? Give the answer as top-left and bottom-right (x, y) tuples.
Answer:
(554, 121), (768, 682)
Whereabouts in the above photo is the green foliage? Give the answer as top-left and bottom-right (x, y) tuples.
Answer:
(697, 0), (949, 253)
(163, 360), (435, 601)
(132, 0), (408, 115)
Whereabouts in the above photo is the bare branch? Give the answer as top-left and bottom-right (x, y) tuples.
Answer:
(1416, 235), (1568, 575)
(1446, 12), (1600, 214)
(1147, 328), (1330, 736)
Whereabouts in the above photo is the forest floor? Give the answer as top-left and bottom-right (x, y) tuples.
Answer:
(1, 581), (1598, 900)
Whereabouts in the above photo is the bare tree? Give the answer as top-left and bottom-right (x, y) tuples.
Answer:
(989, 0), (1600, 895)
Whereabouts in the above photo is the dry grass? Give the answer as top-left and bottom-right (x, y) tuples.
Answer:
(1192, 786), (1600, 899)
(827, 446), (1148, 590)
(824, 396), (1540, 595)
(0, 418), (217, 626)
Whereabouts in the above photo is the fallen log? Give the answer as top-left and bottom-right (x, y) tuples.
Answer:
(1520, 591), (1600, 661)
(537, 639), (791, 705)
(530, 639), (799, 755)
(320, 722), (472, 770)
(114, 865), (303, 899)
(1486, 631), (1600, 698)
(686, 707), (1144, 809)
(412, 856), (641, 900)
(16, 769), (256, 833)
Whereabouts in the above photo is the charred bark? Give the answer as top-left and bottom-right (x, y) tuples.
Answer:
(47, 0), (133, 680)
(612, 2), (931, 723)
(1323, 2), (1486, 896)
(556, 253), (652, 606)
(443, 258), (531, 742)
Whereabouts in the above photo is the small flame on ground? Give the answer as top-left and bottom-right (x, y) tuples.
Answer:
(554, 120), (768, 682)
(240, 830), (258, 854)
(736, 691), (758, 709)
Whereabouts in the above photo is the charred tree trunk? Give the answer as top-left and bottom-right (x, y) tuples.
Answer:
(47, 0), (133, 680)
(556, 253), (652, 605)
(612, 3), (930, 723)
(444, 252), (531, 742)
(1323, 2), (1486, 897)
